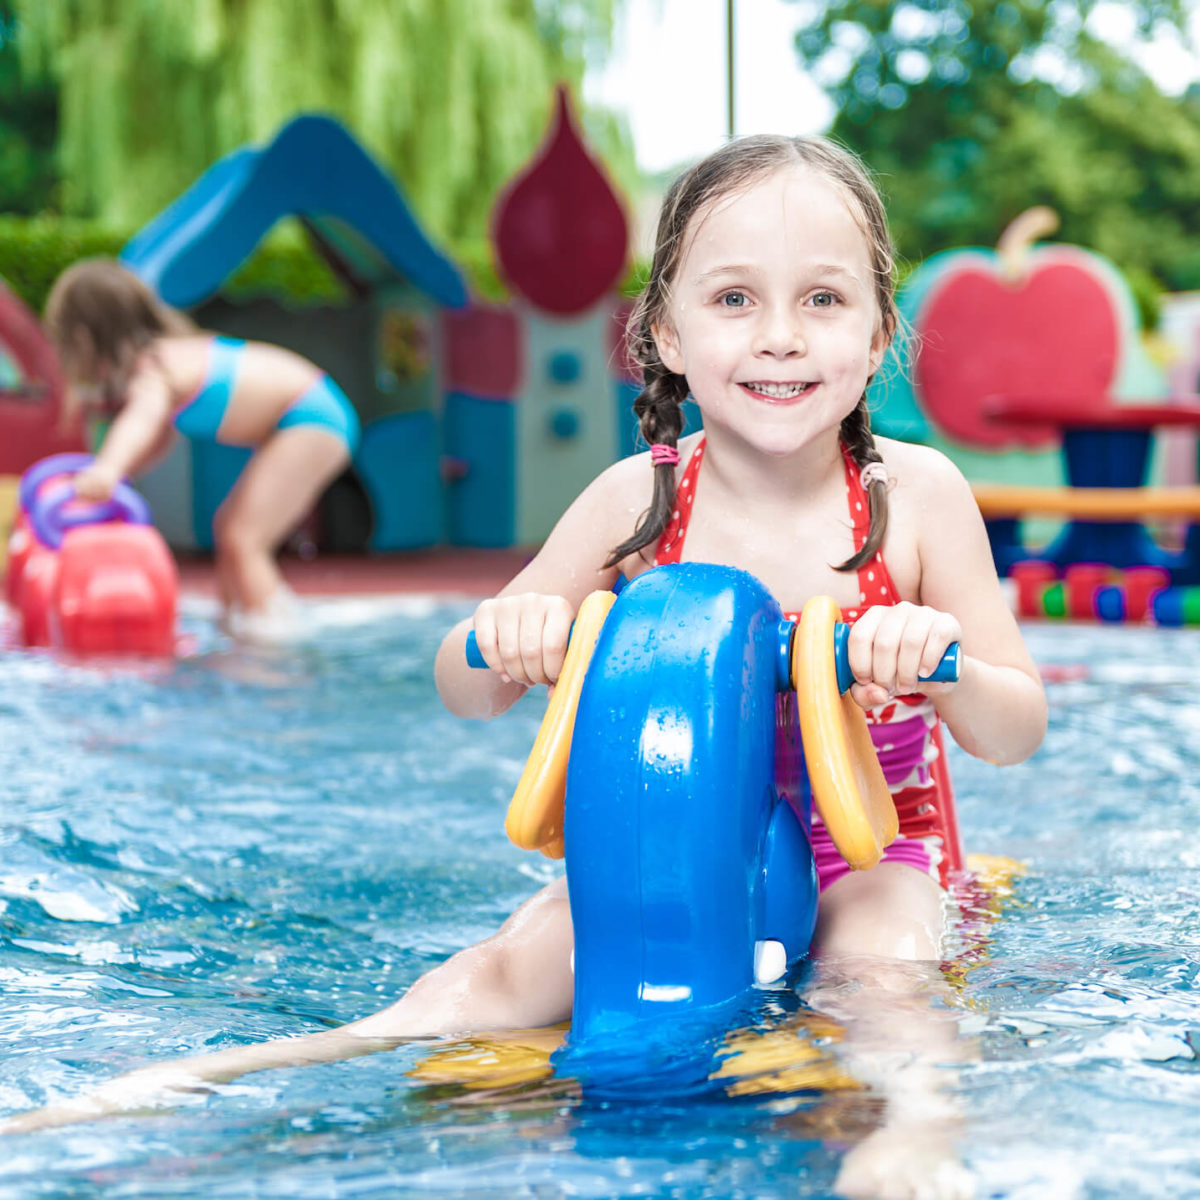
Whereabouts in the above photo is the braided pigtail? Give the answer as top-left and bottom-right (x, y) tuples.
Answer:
(835, 397), (888, 571)
(604, 331), (688, 567)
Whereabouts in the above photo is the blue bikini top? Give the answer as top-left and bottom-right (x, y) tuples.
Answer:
(172, 336), (243, 442)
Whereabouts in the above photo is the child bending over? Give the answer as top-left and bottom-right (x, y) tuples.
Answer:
(44, 259), (360, 641)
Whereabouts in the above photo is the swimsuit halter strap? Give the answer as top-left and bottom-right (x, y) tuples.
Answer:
(654, 439), (898, 611)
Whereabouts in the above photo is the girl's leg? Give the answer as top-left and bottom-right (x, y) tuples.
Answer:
(810, 866), (975, 1200)
(214, 556), (236, 614)
(0, 880), (574, 1134)
(213, 427), (349, 615)
(814, 861), (945, 962)
(350, 875), (575, 1038)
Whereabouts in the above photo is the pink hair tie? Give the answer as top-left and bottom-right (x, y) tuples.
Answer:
(650, 443), (680, 467)
(859, 461), (890, 490)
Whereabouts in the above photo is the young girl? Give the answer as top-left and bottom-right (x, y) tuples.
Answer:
(44, 259), (360, 640)
(12, 138), (1044, 1196)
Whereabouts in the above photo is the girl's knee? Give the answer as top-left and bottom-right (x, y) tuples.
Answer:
(211, 502), (235, 546)
(816, 867), (945, 962)
(436, 932), (570, 1020)
(479, 891), (573, 997)
(213, 513), (265, 562)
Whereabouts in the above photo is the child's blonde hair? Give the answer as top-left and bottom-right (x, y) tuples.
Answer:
(45, 258), (194, 427)
(610, 134), (899, 570)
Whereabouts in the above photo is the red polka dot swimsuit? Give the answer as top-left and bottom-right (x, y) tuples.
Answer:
(654, 437), (964, 890)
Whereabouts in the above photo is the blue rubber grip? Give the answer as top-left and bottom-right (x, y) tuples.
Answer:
(467, 628), (573, 669)
(832, 623), (960, 694)
(467, 624), (962, 691)
(466, 630), (487, 668)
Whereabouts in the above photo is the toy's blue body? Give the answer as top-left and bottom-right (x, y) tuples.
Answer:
(460, 562), (957, 1091)
(561, 565), (819, 1067)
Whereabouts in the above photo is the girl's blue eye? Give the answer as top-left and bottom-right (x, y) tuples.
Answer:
(812, 292), (836, 307)
(720, 292), (747, 308)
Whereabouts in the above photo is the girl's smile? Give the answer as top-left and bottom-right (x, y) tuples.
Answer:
(738, 380), (817, 402)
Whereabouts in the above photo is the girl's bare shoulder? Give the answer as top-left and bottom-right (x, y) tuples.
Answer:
(543, 435), (699, 578)
(591, 433), (703, 522)
(151, 333), (213, 358)
(567, 444), (659, 537)
(142, 335), (213, 395)
(876, 436), (974, 509)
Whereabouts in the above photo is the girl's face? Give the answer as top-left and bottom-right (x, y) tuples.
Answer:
(653, 165), (888, 459)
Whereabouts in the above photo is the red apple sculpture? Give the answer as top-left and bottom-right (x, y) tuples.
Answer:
(911, 208), (1127, 448)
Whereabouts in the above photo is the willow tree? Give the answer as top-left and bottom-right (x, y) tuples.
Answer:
(14, 0), (629, 243)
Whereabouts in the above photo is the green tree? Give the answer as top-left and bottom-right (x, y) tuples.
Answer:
(0, 1), (56, 214)
(793, 0), (1200, 299)
(13, 0), (633, 246)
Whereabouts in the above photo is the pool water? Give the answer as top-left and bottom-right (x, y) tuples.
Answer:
(0, 601), (1198, 1199)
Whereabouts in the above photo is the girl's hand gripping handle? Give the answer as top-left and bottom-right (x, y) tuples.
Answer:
(832, 624), (960, 694)
(29, 479), (152, 550)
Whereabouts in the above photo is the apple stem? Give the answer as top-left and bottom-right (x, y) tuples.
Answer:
(997, 207), (1060, 282)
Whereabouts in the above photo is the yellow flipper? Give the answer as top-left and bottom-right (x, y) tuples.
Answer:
(410, 1019), (859, 1100)
(408, 1026), (567, 1090)
(504, 590), (616, 858)
(712, 1016), (859, 1097)
(964, 853), (1027, 899)
(793, 595), (897, 870)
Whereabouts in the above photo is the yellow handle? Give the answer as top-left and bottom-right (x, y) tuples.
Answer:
(504, 590), (616, 858)
(793, 595), (897, 870)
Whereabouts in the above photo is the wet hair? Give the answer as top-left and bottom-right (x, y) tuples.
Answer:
(606, 134), (900, 571)
(44, 258), (195, 427)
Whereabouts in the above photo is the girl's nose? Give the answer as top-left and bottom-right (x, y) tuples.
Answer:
(752, 308), (805, 358)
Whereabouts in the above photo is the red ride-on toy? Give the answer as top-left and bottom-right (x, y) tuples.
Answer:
(7, 454), (178, 657)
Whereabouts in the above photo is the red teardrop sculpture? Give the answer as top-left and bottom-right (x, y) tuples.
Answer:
(493, 85), (629, 316)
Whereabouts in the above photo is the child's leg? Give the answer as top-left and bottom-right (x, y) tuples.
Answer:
(0, 879), (574, 1133)
(810, 866), (975, 1200)
(214, 556), (236, 614)
(814, 861), (945, 962)
(350, 875), (575, 1038)
(213, 427), (349, 615)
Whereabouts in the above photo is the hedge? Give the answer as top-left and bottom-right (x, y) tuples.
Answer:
(0, 216), (646, 317)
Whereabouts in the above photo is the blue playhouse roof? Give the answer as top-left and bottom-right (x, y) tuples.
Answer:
(121, 114), (467, 310)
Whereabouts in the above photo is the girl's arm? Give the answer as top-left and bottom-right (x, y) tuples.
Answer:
(434, 455), (650, 720)
(131, 420), (180, 477)
(910, 451), (1047, 765)
(73, 369), (174, 501)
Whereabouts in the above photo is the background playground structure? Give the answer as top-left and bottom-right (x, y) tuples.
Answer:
(0, 89), (647, 567)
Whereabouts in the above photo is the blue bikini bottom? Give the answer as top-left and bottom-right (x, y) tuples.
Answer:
(278, 375), (361, 454)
